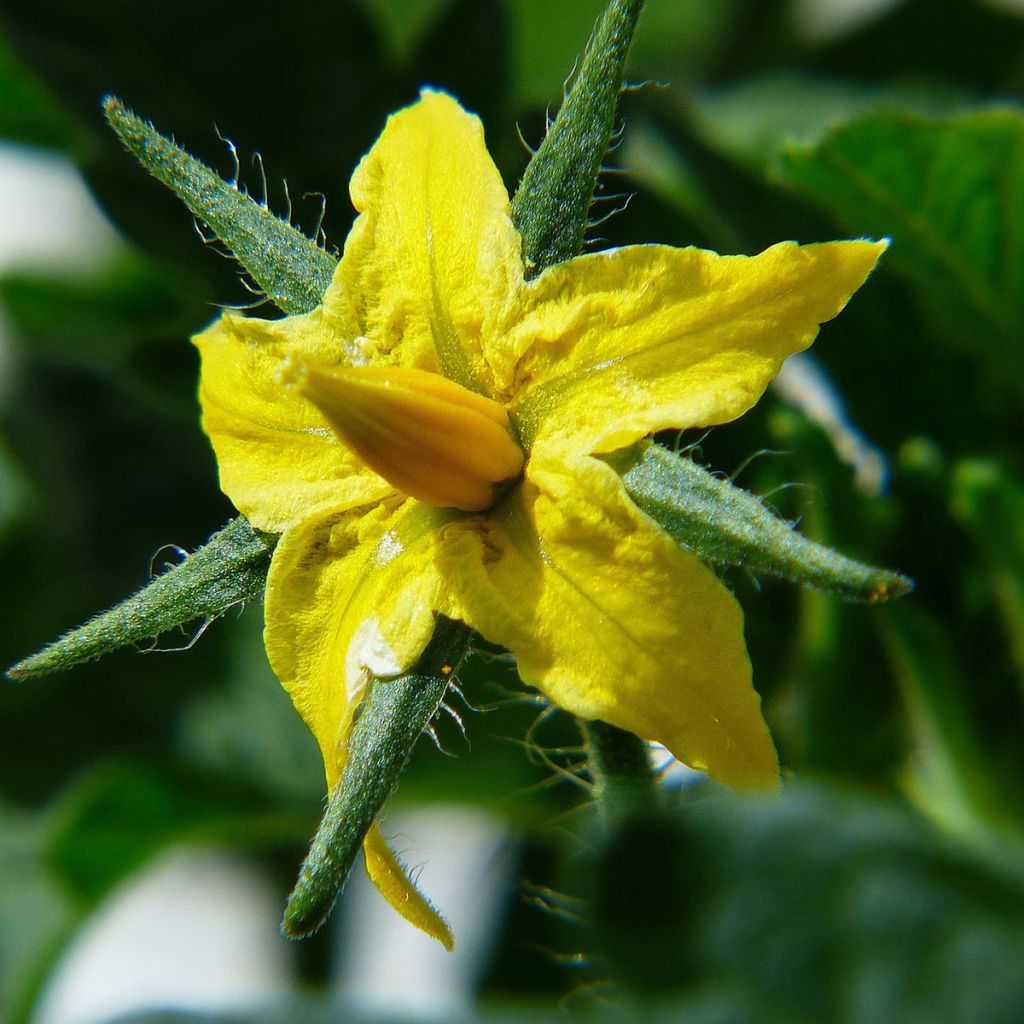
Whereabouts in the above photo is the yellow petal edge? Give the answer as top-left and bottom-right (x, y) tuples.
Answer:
(364, 823), (455, 951)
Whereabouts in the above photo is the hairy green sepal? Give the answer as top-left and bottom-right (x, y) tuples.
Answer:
(103, 97), (336, 315)
(281, 616), (466, 938)
(614, 443), (912, 602)
(511, 0), (644, 275)
(7, 518), (275, 680)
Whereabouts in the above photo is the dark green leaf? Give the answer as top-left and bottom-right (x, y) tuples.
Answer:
(780, 111), (1024, 396)
(0, 257), (187, 362)
(951, 459), (1024, 688)
(880, 603), (1021, 833)
(593, 784), (1024, 1023)
(46, 761), (309, 906)
(693, 74), (974, 172)
(0, 32), (69, 147)
(0, 804), (76, 1024)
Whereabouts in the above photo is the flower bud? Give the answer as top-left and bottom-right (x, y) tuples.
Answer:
(286, 361), (524, 512)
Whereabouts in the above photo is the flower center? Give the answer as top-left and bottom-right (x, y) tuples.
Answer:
(284, 360), (525, 512)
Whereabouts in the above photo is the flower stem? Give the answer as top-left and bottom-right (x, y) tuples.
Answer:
(581, 720), (658, 824)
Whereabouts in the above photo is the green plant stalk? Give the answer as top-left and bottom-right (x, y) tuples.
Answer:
(581, 720), (658, 825)
(281, 616), (467, 937)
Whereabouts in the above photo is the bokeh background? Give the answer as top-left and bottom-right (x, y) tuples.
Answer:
(2, 1), (1024, 1021)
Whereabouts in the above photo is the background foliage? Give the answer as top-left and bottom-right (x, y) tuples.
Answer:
(1, 1), (1022, 1021)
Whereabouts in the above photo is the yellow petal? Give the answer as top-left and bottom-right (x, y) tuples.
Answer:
(290, 363), (524, 512)
(363, 823), (455, 951)
(504, 240), (887, 453)
(326, 89), (523, 393)
(439, 455), (778, 790)
(193, 310), (389, 533)
(264, 499), (450, 789)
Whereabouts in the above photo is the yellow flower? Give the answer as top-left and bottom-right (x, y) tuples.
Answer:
(193, 90), (885, 945)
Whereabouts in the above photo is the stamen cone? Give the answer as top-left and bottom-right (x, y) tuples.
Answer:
(290, 362), (524, 512)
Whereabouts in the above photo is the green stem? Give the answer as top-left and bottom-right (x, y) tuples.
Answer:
(281, 616), (469, 938)
(581, 720), (657, 824)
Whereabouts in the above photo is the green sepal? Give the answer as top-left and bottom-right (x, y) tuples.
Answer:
(7, 519), (275, 681)
(10, 95), (336, 684)
(281, 616), (468, 938)
(511, 0), (645, 276)
(612, 442), (912, 602)
(103, 96), (336, 317)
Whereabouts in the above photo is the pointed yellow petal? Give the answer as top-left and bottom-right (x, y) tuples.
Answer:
(363, 823), (455, 951)
(193, 310), (389, 533)
(439, 455), (778, 790)
(326, 89), (523, 391)
(289, 363), (524, 512)
(264, 500), (449, 789)
(504, 240), (886, 453)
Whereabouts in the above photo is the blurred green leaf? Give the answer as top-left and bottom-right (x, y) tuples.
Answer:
(951, 459), (1024, 690)
(754, 407), (904, 781)
(178, 608), (321, 806)
(0, 803), (76, 1024)
(0, 257), (186, 364)
(0, 436), (30, 539)
(46, 761), (311, 907)
(693, 74), (973, 171)
(880, 603), (1021, 834)
(594, 784), (1024, 1023)
(509, 0), (605, 108)
(0, 33), (69, 147)
(779, 110), (1024, 397)
(360, 0), (450, 62)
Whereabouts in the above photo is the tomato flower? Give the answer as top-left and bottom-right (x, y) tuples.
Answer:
(193, 90), (885, 944)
